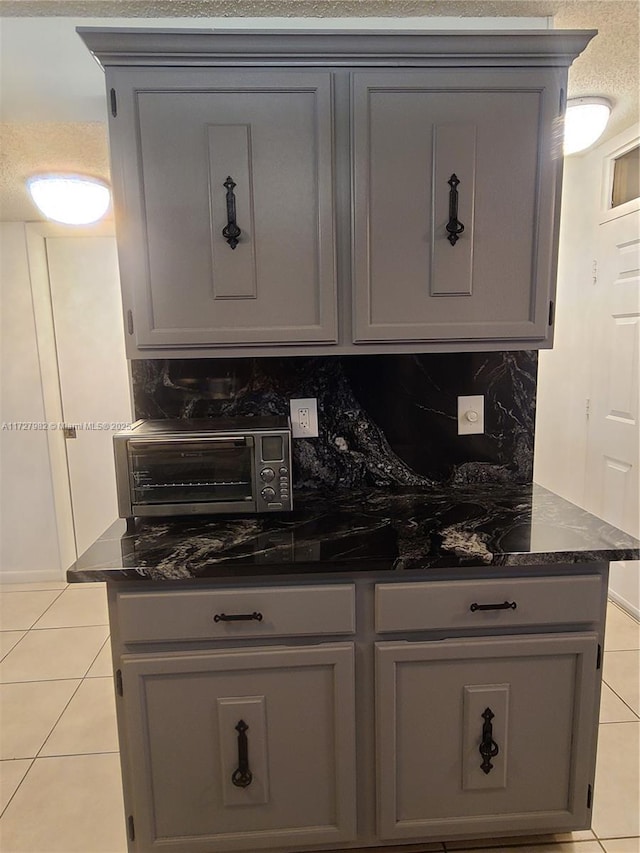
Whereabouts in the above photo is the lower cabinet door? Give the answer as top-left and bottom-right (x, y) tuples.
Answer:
(120, 643), (356, 852)
(376, 633), (600, 840)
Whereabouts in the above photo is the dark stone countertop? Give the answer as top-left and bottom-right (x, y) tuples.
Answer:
(66, 484), (640, 584)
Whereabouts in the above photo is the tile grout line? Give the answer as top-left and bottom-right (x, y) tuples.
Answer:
(26, 585), (68, 630)
(596, 835), (640, 840)
(2, 603), (114, 792)
(0, 750), (120, 822)
(0, 631), (29, 663)
(601, 667), (640, 720)
(0, 757), (35, 820)
(604, 646), (640, 653)
(0, 675), (108, 686)
(33, 582), (109, 630)
(1, 597), (112, 774)
(82, 633), (112, 679)
(0, 584), (68, 594)
(442, 842), (599, 851)
(0, 619), (110, 684)
(0, 585), (68, 633)
(32, 749), (121, 760)
(34, 674), (86, 760)
(1, 623), (110, 634)
(1, 586), (109, 634)
(30, 622), (110, 630)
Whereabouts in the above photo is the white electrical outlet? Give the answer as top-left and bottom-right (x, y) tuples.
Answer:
(458, 395), (485, 435)
(298, 407), (311, 431)
(290, 398), (319, 438)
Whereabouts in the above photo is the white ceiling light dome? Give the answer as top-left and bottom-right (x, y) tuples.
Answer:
(564, 97), (612, 156)
(26, 173), (111, 225)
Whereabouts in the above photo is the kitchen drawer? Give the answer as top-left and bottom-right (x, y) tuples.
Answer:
(117, 584), (355, 643)
(375, 575), (603, 633)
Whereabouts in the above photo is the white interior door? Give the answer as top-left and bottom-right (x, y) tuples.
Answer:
(46, 236), (131, 557)
(585, 210), (640, 615)
(585, 211), (640, 535)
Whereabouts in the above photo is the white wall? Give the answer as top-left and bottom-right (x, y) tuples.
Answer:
(0, 222), (63, 580)
(1, 223), (132, 582)
(534, 153), (599, 507)
(535, 126), (640, 618)
(608, 562), (639, 619)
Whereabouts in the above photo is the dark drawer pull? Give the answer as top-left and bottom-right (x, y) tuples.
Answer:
(470, 601), (517, 612)
(214, 611), (263, 623)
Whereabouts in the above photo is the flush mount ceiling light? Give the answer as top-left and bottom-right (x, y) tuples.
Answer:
(564, 97), (612, 156)
(26, 174), (111, 225)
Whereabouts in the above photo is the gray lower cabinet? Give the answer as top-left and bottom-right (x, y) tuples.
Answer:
(376, 633), (599, 840)
(119, 643), (356, 851)
(107, 68), (338, 350)
(352, 70), (561, 344)
(108, 568), (605, 852)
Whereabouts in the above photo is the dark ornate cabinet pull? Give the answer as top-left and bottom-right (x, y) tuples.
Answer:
(479, 707), (499, 774)
(214, 611), (263, 623)
(446, 173), (465, 246)
(222, 176), (242, 249)
(470, 601), (517, 612)
(231, 720), (253, 788)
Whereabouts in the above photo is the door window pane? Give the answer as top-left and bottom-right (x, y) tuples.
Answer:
(612, 145), (640, 207)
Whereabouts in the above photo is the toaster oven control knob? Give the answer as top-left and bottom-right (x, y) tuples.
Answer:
(279, 466), (289, 476)
(260, 467), (275, 483)
(261, 486), (276, 501)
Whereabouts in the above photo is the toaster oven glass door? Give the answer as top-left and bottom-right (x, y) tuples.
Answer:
(128, 437), (254, 506)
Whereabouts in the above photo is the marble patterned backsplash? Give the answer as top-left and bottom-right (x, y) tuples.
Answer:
(131, 352), (537, 488)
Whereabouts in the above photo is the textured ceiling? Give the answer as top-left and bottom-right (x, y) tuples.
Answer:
(0, 122), (112, 220)
(554, 1), (639, 139)
(0, 2), (568, 15)
(1, 0), (638, 221)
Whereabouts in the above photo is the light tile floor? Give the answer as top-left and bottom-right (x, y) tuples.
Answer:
(0, 583), (638, 853)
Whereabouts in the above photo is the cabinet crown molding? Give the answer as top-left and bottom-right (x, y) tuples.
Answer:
(77, 28), (596, 69)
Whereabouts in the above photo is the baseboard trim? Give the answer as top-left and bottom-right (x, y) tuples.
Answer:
(608, 589), (640, 622)
(0, 569), (67, 585)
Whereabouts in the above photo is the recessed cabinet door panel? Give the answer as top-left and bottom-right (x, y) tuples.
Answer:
(121, 643), (356, 852)
(122, 70), (336, 348)
(352, 70), (560, 343)
(376, 633), (599, 840)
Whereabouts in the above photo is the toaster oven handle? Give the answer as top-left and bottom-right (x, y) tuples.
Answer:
(128, 436), (253, 450)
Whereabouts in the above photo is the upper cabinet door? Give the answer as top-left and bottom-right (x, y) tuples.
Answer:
(111, 69), (337, 349)
(352, 69), (562, 344)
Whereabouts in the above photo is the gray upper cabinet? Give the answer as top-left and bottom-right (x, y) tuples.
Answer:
(105, 68), (337, 350)
(79, 29), (595, 357)
(352, 69), (561, 343)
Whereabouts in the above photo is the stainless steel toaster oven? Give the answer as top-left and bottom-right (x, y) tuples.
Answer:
(114, 417), (292, 520)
